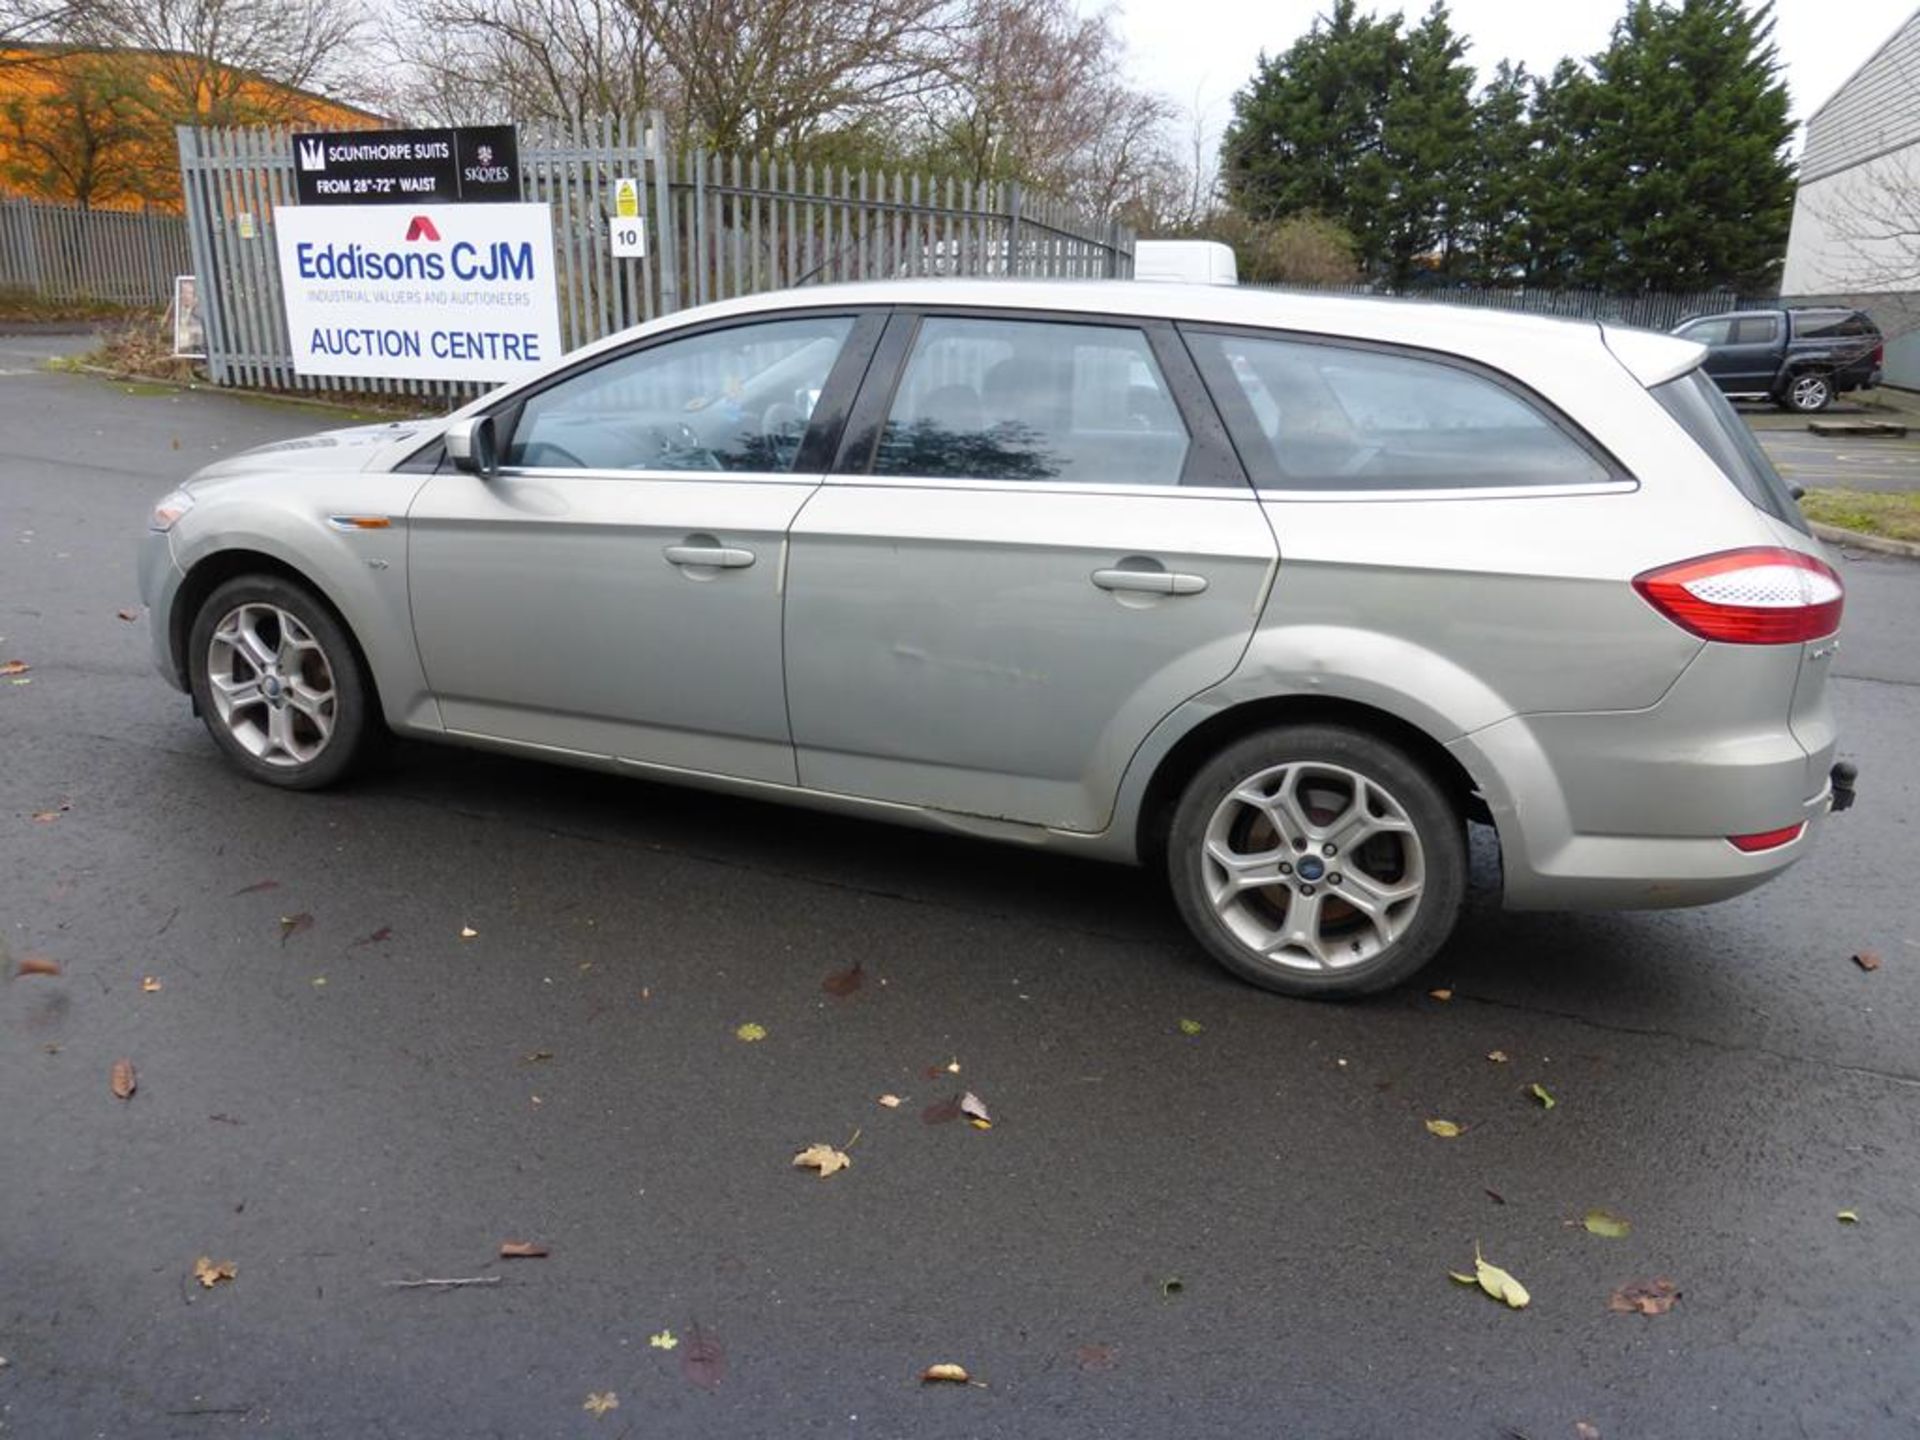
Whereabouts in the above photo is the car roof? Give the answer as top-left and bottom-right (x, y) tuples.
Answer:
(575, 279), (1704, 387)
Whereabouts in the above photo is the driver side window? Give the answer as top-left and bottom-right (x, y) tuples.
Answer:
(503, 315), (855, 473)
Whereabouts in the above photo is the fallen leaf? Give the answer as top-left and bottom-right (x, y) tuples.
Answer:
(1837, 1209), (1860, 1224)
(1075, 1343), (1117, 1372)
(1608, 1278), (1680, 1316)
(1487, 1049), (1510, 1064)
(681, 1326), (725, 1390)
(0, 660), (28, 677)
(116, 608), (138, 622)
(1425, 1118), (1464, 1139)
(822, 961), (864, 997)
(231, 879), (278, 896)
(1429, 987), (1453, 1001)
(142, 976), (162, 993)
(582, 1391), (619, 1417)
(459, 925), (478, 939)
(877, 1093), (903, 1108)
(521, 1050), (553, 1064)
(1485, 1188), (1507, 1205)
(1529, 1083), (1556, 1110)
(311, 976), (327, 988)
(1458, 1242), (1529, 1309)
(350, 926), (393, 947)
(959, 1092), (991, 1125)
(30, 807), (67, 823)
(793, 1142), (851, 1178)
(110, 1058), (136, 1099)
(649, 1329), (678, 1350)
(14, 955), (61, 978)
(1178, 1018), (1204, 1036)
(735, 1022), (767, 1042)
(1583, 1210), (1631, 1239)
(192, 1256), (235, 1288)
(1576, 1424), (1602, 1440)
(499, 1241), (549, 1258)
(1852, 951), (1881, 972)
(278, 912), (313, 945)
(921, 1363), (970, 1384)
(945, 1058), (961, 1074)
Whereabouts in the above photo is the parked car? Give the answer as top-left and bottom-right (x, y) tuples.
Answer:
(139, 281), (1853, 998)
(1672, 306), (1883, 412)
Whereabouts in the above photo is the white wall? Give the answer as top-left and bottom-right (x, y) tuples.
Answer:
(1782, 147), (1920, 296)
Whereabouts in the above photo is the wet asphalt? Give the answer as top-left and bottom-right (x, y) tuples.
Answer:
(3, 338), (1919, 1440)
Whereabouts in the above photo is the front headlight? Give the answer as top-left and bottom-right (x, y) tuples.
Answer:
(149, 490), (194, 532)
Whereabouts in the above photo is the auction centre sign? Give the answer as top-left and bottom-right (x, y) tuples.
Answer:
(275, 203), (563, 384)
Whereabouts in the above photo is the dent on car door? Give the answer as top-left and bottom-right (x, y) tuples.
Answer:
(405, 310), (880, 783)
(783, 311), (1277, 833)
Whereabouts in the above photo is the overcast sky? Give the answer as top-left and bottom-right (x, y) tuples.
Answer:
(1112, 0), (1917, 153)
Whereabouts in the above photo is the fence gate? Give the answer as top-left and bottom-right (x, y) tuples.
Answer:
(175, 115), (1135, 399)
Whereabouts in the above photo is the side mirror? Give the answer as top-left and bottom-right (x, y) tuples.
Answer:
(444, 414), (499, 479)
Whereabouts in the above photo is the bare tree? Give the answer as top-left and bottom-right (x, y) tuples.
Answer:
(627, 0), (962, 153)
(915, 0), (1176, 221)
(59, 0), (371, 124)
(1800, 154), (1920, 343)
(386, 0), (657, 126)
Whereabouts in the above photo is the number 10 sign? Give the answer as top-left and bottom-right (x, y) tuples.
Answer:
(610, 216), (647, 259)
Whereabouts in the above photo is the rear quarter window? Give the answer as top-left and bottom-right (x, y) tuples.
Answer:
(1186, 329), (1616, 492)
(1652, 367), (1809, 534)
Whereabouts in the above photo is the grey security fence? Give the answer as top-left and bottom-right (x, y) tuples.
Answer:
(175, 115), (1134, 399)
(0, 198), (191, 306)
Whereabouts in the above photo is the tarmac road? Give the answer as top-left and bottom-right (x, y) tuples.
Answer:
(3, 343), (1919, 1439)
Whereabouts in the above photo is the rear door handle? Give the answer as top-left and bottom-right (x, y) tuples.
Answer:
(665, 544), (756, 569)
(1092, 568), (1208, 596)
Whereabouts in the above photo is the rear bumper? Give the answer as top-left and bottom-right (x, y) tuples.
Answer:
(1451, 642), (1840, 912)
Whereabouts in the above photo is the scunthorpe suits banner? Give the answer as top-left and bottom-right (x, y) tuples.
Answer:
(275, 202), (563, 384)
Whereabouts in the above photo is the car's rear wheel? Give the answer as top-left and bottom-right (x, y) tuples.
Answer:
(187, 575), (375, 790)
(1782, 371), (1833, 413)
(1167, 725), (1466, 998)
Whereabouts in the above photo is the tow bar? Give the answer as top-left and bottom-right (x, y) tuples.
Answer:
(1831, 762), (1859, 813)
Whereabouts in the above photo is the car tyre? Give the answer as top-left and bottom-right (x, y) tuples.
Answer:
(187, 575), (376, 790)
(1781, 371), (1833, 414)
(1167, 724), (1467, 999)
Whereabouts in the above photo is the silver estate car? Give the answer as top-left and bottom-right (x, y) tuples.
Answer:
(138, 280), (1852, 998)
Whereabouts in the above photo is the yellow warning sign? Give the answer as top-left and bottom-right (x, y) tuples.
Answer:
(614, 178), (640, 219)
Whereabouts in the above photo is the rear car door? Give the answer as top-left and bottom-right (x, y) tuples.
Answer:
(782, 310), (1277, 832)
(1717, 314), (1782, 393)
(406, 310), (878, 783)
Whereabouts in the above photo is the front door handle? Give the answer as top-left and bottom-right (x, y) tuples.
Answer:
(665, 544), (756, 569)
(1092, 568), (1208, 596)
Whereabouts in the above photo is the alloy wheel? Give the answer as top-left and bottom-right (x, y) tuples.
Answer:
(1200, 760), (1426, 973)
(205, 602), (338, 768)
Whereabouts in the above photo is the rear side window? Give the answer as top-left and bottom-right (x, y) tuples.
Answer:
(871, 316), (1190, 485)
(1793, 311), (1872, 339)
(1187, 330), (1613, 491)
(1729, 316), (1779, 344)
(1653, 367), (1809, 534)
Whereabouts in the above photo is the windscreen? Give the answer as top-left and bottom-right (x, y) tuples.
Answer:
(1652, 367), (1810, 535)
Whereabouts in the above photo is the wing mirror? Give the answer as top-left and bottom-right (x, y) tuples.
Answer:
(444, 414), (499, 479)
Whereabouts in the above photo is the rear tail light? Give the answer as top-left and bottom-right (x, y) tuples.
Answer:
(1872, 343), (1884, 367)
(1632, 547), (1843, 644)
(1728, 823), (1805, 853)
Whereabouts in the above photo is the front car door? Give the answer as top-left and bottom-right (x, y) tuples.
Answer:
(783, 310), (1279, 833)
(406, 310), (879, 783)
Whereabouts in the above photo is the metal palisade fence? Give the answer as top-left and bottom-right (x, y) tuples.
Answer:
(0, 198), (191, 306)
(175, 114), (1135, 400)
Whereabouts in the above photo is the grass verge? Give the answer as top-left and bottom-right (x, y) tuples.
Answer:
(0, 287), (154, 325)
(1801, 488), (1920, 544)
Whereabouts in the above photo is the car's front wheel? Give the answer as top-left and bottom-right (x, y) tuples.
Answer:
(1167, 724), (1467, 998)
(187, 575), (375, 789)
(1782, 371), (1833, 413)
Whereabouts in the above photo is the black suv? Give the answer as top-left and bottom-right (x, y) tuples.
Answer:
(1672, 307), (1883, 413)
